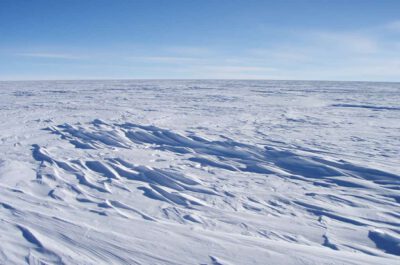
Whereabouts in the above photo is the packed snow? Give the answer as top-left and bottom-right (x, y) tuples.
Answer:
(0, 80), (399, 264)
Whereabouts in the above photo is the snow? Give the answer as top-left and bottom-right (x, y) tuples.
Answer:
(0, 80), (399, 264)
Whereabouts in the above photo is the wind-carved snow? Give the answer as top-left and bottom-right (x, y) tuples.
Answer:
(0, 80), (399, 264)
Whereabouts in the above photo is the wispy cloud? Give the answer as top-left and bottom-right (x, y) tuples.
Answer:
(128, 56), (202, 64)
(16, 52), (83, 60)
(385, 20), (400, 31)
(164, 46), (212, 56)
(309, 31), (379, 54)
(247, 48), (310, 63)
(204, 66), (276, 73)
(182, 65), (277, 79)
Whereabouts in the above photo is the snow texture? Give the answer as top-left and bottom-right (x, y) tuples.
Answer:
(0, 80), (399, 264)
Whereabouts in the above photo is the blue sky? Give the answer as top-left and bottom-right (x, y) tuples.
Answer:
(1, 0), (399, 81)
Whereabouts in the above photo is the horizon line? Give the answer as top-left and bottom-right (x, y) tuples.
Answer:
(1, 78), (400, 84)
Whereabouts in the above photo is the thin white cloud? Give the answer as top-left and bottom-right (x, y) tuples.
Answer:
(385, 20), (400, 31)
(128, 56), (202, 64)
(204, 66), (276, 73)
(247, 48), (310, 62)
(16, 52), (83, 60)
(163, 46), (212, 56)
(309, 31), (379, 54)
(189, 65), (277, 79)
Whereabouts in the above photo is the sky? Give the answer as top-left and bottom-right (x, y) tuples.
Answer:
(0, 0), (399, 81)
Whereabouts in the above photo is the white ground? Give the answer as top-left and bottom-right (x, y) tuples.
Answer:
(0, 80), (399, 265)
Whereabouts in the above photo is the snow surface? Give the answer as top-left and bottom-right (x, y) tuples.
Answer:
(0, 80), (399, 264)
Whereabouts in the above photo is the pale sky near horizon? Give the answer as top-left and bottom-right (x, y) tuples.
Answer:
(1, 0), (399, 81)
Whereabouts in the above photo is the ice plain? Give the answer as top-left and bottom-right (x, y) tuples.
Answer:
(0, 80), (399, 264)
